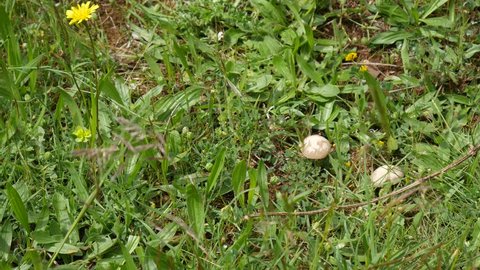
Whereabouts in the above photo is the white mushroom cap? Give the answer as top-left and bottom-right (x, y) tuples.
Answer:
(301, 135), (331, 160)
(371, 165), (404, 187)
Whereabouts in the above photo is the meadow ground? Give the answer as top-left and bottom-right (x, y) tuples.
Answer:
(1, 0), (480, 269)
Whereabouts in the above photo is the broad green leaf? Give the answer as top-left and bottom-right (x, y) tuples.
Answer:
(232, 160), (247, 207)
(387, 135), (398, 152)
(125, 235), (141, 254)
(420, 16), (452, 28)
(0, 8), (21, 67)
(100, 76), (125, 106)
(0, 221), (12, 259)
(154, 86), (202, 121)
(87, 236), (116, 259)
(53, 193), (71, 233)
(307, 84), (340, 98)
(6, 183), (30, 234)
(296, 55), (324, 85)
(371, 31), (414, 45)
(206, 147), (226, 194)
(68, 165), (88, 202)
(186, 184), (205, 239)
(144, 54), (164, 81)
(421, 0), (448, 19)
(224, 29), (245, 46)
(31, 230), (62, 244)
(14, 54), (44, 86)
(138, 5), (176, 33)
(250, 0), (286, 25)
(273, 54), (294, 83)
(364, 72), (391, 137)
(0, 62), (15, 100)
(257, 161), (269, 209)
(46, 243), (80, 255)
(172, 42), (194, 81)
(226, 221), (253, 253)
(57, 89), (83, 127)
(465, 44), (480, 59)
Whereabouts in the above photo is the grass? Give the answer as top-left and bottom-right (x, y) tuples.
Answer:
(1, 0), (480, 269)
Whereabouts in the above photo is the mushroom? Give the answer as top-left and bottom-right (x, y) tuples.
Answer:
(371, 165), (404, 187)
(301, 135), (332, 160)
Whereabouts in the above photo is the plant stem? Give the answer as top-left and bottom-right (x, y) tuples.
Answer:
(47, 183), (100, 267)
(85, 23), (102, 146)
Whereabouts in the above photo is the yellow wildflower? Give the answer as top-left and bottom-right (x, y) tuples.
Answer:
(66, 2), (99, 25)
(345, 161), (351, 168)
(345, 52), (358, 62)
(360, 65), (368, 72)
(377, 140), (385, 147)
(73, 126), (92, 143)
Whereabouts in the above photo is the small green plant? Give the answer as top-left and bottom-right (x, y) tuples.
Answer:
(0, 0), (479, 268)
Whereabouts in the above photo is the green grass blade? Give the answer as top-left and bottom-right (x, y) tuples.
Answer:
(371, 30), (414, 45)
(421, 0), (448, 19)
(364, 72), (391, 137)
(247, 168), (258, 207)
(6, 183), (30, 234)
(0, 8), (21, 67)
(120, 242), (137, 270)
(257, 160), (269, 209)
(186, 184), (205, 239)
(232, 160), (247, 207)
(206, 147), (226, 194)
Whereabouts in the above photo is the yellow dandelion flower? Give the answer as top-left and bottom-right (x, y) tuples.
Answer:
(66, 1), (99, 25)
(345, 52), (358, 62)
(73, 126), (92, 143)
(360, 65), (368, 72)
(377, 140), (385, 147)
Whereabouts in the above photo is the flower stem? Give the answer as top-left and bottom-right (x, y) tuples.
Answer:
(85, 23), (102, 146)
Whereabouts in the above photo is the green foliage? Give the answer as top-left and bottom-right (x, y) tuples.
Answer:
(0, 0), (480, 268)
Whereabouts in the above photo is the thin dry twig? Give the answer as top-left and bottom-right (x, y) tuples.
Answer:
(244, 144), (480, 219)
(342, 62), (401, 67)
